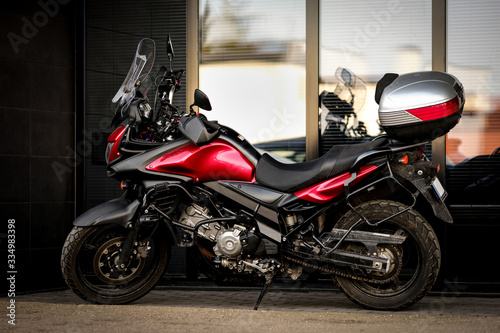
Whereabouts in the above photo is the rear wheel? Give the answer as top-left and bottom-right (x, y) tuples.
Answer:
(61, 224), (170, 304)
(332, 200), (440, 310)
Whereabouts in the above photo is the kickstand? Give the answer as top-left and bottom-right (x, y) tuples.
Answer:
(254, 274), (274, 310)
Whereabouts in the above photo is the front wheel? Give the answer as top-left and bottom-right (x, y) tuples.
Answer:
(61, 224), (170, 304)
(332, 200), (441, 310)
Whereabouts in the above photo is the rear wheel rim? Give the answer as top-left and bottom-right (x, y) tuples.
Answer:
(340, 222), (423, 297)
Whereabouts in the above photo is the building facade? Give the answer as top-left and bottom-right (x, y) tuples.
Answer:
(1, 0), (498, 293)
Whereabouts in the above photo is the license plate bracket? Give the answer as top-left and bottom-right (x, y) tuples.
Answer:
(431, 177), (447, 202)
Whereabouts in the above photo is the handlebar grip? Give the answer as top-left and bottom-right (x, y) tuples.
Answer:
(201, 116), (220, 131)
(175, 69), (184, 79)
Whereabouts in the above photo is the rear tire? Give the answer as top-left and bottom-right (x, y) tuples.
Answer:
(332, 200), (440, 310)
(61, 224), (170, 304)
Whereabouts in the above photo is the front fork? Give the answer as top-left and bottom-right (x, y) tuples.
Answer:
(116, 184), (164, 269)
(117, 223), (141, 269)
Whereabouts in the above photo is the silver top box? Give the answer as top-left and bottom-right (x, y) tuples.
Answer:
(377, 71), (464, 141)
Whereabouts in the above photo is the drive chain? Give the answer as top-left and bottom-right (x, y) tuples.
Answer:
(284, 254), (386, 285)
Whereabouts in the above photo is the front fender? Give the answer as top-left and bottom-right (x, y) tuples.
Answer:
(74, 197), (140, 228)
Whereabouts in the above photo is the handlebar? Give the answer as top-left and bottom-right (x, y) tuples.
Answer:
(199, 114), (221, 132)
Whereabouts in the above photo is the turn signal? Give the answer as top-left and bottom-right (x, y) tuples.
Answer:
(120, 181), (130, 191)
(399, 154), (409, 165)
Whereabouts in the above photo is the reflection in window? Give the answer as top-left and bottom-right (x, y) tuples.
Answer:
(199, 0), (306, 162)
(447, 0), (500, 205)
(319, 0), (431, 153)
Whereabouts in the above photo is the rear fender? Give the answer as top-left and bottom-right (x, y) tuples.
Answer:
(73, 197), (140, 228)
(348, 158), (453, 223)
(411, 178), (453, 223)
(391, 162), (453, 223)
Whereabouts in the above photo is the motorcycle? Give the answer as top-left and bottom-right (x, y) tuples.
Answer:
(61, 37), (465, 310)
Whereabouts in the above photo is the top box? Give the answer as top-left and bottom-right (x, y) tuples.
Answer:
(376, 71), (465, 142)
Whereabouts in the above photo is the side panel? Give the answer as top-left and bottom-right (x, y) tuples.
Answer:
(221, 182), (284, 204)
(146, 139), (255, 183)
(294, 165), (378, 203)
(203, 181), (283, 243)
(108, 138), (194, 182)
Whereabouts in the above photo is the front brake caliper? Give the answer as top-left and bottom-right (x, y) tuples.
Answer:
(136, 241), (151, 259)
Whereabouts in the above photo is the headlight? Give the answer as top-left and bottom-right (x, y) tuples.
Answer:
(139, 102), (152, 120)
(105, 125), (127, 164)
(105, 142), (114, 164)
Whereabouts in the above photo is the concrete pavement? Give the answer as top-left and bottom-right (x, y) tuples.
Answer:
(2, 284), (500, 332)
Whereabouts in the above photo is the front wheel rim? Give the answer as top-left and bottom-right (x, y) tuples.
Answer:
(74, 225), (164, 300)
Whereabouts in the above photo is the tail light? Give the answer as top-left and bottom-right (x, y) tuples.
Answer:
(407, 97), (460, 121)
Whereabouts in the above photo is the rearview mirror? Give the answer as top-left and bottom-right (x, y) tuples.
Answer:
(166, 35), (175, 61)
(340, 68), (355, 87)
(192, 89), (212, 111)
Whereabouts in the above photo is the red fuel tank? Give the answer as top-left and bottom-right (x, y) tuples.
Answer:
(145, 138), (255, 182)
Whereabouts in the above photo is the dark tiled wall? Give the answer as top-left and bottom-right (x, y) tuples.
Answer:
(0, 1), (76, 292)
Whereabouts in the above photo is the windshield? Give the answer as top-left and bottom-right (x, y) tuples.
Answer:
(332, 67), (366, 111)
(112, 38), (156, 108)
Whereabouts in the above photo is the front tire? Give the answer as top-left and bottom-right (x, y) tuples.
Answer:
(332, 200), (441, 310)
(61, 224), (170, 304)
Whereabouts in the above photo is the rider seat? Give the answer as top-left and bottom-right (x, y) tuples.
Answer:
(255, 137), (387, 192)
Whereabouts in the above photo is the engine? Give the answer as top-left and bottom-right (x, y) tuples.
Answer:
(178, 203), (276, 274)
(179, 203), (223, 242)
(213, 225), (245, 258)
(179, 203), (248, 259)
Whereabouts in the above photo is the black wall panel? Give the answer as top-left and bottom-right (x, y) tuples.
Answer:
(0, 1), (76, 292)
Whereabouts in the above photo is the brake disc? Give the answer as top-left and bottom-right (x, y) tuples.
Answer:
(93, 237), (145, 285)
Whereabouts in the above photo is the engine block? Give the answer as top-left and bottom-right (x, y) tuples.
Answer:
(179, 203), (223, 241)
(214, 225), (246, 258)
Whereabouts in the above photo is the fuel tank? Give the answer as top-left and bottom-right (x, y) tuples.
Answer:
(146, 138), (255, 182)
(108, 126), (261, 183)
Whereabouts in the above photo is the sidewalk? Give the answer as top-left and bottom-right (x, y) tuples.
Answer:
(2, 285), (500, 332)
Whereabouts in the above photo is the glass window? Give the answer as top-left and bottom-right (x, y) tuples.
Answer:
(199, 0), (306, 162)
(319, 0), (431, 153)
(447, 0), (500, 206)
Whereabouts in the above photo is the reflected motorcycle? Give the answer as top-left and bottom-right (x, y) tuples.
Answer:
(61, 36), (465, 310)
(319, 67), (372, 152)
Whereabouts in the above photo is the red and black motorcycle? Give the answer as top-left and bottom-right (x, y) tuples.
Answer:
(61, 37), (465, 310)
